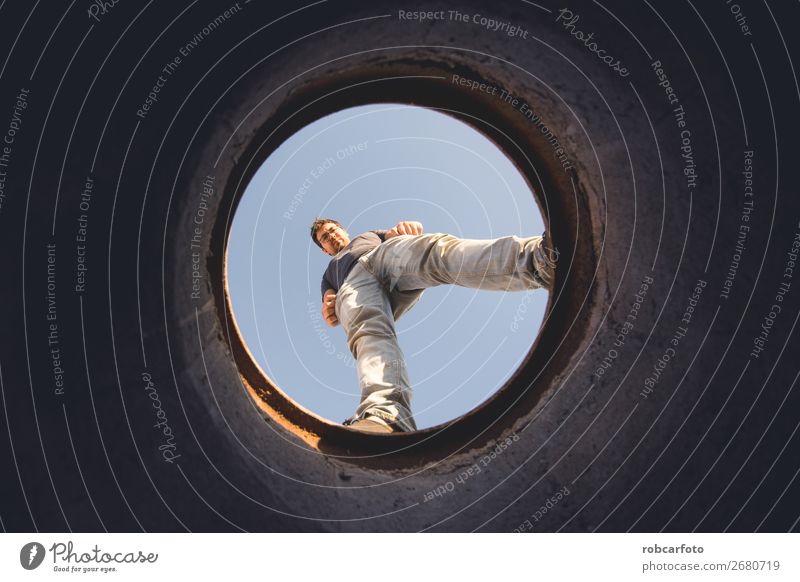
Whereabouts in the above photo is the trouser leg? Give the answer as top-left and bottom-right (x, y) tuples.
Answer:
(362, 232), (555, 293)
(336, 263), (417, 432)
(336, 233), (552, 432)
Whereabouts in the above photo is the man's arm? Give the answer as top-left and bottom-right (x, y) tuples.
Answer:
(384, 221), (424, 240)
(322, 288), (339, 327)
(321, 273), (339, 327)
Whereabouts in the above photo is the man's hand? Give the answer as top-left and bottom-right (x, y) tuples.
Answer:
(385, 221), (424, 240)
(322, 289), (339, 327)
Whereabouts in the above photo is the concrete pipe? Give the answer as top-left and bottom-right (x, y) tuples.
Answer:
(0, 0), (798, 532)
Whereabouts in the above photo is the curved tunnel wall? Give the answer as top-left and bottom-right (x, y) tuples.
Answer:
(0, 0), (799, 532)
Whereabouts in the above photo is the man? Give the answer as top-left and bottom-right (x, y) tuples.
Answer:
(311, 218), (556, 434)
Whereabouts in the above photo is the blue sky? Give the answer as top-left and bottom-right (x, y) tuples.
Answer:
(227, 104), (549, 429)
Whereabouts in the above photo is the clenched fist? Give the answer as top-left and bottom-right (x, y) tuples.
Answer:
(322, 289), (339, 327)
(385, 221), (424, 239)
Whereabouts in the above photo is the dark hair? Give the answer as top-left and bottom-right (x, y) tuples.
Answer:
(310, 218), (343, 248)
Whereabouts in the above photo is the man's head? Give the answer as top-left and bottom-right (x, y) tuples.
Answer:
(310, 218), (351, 256)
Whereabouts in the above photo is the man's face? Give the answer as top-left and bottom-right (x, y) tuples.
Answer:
(316, 222), (350, 256)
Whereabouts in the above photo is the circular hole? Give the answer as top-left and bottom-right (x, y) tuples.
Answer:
(225, 103), (550, 433)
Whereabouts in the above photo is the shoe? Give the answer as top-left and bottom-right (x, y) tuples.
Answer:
(543, 230), (558, 263)
(347, 418), (395, 433)
(532, 230), (558, 289)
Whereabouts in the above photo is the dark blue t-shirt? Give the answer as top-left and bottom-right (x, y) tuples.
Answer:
(320, 230), (387, 299)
